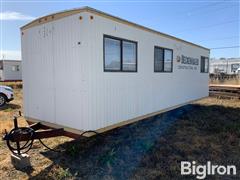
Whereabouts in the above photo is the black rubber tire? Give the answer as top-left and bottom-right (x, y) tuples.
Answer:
(0, 94), (7, 107)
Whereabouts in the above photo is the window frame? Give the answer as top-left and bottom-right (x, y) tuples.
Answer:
(103, 36), (121, 71)
(0, 61), (3, 70)
(103, 35), (138, 72)
(12, 65), (20, 72)
(200, 56), (209, 73)
(154, 46), (173, 73)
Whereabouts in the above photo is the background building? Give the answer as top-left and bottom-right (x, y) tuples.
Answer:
(210, 58), (240, 75)
(0, 60), (22, 81)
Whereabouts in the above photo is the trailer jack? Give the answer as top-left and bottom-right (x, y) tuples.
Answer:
(3, 112), (100, 155)
(3, 115), (64, 155)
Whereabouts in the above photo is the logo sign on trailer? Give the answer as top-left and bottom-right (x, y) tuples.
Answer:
(177, 55), (199, 70)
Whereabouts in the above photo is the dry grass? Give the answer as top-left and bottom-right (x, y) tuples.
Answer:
(132, 98), (240, 179)
(0, 88), (27, 134)
(0, 87), (239, 179)
(0, 81), (23, 89)
(209, 78), (240, 85)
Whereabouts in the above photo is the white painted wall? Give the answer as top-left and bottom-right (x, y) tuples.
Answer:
(22, 11), (209, 132)
(0, 60), (22, 81)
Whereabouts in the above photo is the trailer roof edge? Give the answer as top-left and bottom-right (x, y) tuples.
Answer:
(21, 6), (210, 51)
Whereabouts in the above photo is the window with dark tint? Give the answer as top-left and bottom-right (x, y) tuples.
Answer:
(154, 47), (173, 72)
(104, 35), (137, 72)
(154, 47), (164, 72)
(200, 56), (209, 73)
(122, 41), (137, 71)
(0, 61), (3, 70)
(104, 38), (121, 71)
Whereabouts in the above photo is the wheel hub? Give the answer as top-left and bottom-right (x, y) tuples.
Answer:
(0, 96), (5, 106)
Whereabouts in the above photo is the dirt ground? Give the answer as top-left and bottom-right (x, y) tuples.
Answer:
(0, 87), (239, 179)
(209, 78), (240, 85)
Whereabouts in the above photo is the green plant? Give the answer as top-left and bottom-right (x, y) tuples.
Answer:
(67, 144), (79, 157)
(141, 141), (154, 151)
(57, 168), (72, 179)
(98, 148), (117, 165)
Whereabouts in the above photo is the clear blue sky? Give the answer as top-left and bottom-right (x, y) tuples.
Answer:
(0, 0), (239, 59)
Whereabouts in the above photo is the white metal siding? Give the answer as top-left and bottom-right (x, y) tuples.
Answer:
(22, 11), (209, 132)
(22, 22), (55, 123)
(53, 13), (91, 130)
(0, 70), (3, 81)
(23, 13), (92, 130)
(84, 12), (209, 130)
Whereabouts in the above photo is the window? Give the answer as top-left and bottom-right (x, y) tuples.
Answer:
(104, 38), (121, 71)
(164, 49), (173, 72)
(0, 61), (3, 70)
(154, 46), (173, 72)
(154, 47), (164, 72)
(104, 35), (137, 72)
(200, 56), (209, 73)
(122, 41), (137, 71)
(12, 65), (20, 72)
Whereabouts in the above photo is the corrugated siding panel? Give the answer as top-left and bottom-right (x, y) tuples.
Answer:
(86, 12), (209, 130)
(0, 70), (4, 81)
(22, 11), (209, 132)
(23, 22), (55, 123)
(53, 13), (90, 131)
(23, 13), (92, 131)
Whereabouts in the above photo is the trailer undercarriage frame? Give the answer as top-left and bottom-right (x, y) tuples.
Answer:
(3, 112), (99, 155)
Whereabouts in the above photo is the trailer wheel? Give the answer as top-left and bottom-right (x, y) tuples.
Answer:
(0, 94), (6, 107)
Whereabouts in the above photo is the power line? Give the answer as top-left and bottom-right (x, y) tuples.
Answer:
(192, 36), (239, 44)
(176, 19), (239, 33)
(210, 46), (240, 49)
(203, 36), (239, 41)
(190, 4), (236, 17)
(173, 4), (237, 23)
(176, 1), (225, 14)
(175, 0), (238, 19)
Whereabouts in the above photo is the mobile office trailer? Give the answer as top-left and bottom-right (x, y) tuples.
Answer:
(0, 60), (22, 82)
(21, 7), (210, 135)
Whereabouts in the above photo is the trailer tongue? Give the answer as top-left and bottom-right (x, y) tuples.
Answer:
(3, 111), (99, 155)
